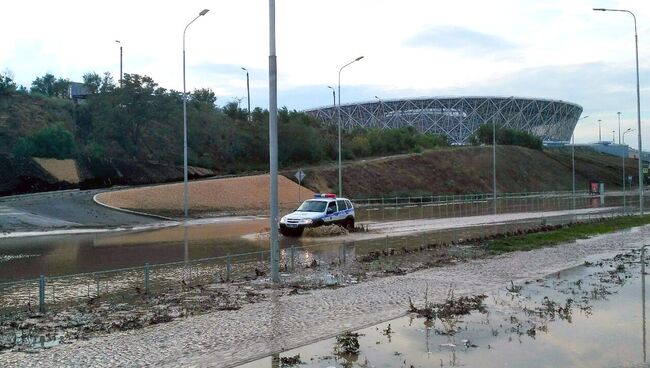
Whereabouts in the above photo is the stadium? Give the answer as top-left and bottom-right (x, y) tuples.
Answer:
(304, 96), (583, 145)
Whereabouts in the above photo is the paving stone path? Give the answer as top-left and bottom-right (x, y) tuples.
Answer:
(1, 225), (647, 368)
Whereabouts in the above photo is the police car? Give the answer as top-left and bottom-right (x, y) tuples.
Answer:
(279, 194), (355, 236)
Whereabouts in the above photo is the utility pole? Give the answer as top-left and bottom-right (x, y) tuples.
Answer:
(268, 0), (279, 282)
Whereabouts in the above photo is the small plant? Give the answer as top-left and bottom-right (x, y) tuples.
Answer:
(280, 354), (303, 367)
(335, 331), (361, 355)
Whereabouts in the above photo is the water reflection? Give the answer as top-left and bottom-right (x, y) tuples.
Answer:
(241, 253), (650, 368)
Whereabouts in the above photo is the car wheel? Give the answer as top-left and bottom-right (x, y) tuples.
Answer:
(344, 217), (355, 230)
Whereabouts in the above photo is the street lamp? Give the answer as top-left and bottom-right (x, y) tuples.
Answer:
(241, 67), (251, 122)
(337, 56), (364, 197)
(268, 0), (280, 282)
(182, 8), (209, 220)
(374, 95), (384, 128)
(573, 115), (590, 210)
(623, 128), (635, 213)
(593, 8), (644, 215)
(613, 130), (616, 143)
(115, 40), (123, 86)
(327, 86), (336, 122)
(598, 119), (602, 142)
(617, 112), (622, 144)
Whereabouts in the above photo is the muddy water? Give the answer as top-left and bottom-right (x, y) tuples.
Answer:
(241, 252), (649, 368)
(0, 209), (621, 282)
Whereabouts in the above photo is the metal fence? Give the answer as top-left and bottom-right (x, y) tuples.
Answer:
(0, 208), (631, 315)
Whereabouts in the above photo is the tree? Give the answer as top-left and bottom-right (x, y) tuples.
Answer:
(83, 72), (102, 94)
(13, 122), (76, 158)
(31, 73), (56, 96)
(191, 88), (217, 107)
(469, 124), (542, 150)
(0, 70), (17, 96)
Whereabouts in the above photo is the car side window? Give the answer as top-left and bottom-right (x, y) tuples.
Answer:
(327, 201), (337, 213)
(336, 200), (347, 211)
(346, 200), (353, 209)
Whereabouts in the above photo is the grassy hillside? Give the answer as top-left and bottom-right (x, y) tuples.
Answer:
(290, 146), (640, 197)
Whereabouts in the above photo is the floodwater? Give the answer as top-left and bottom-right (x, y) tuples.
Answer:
(0, 205), (622, 282)
(241, 251), (649, 368)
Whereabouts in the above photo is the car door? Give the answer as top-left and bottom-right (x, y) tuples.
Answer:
(336, 200), (348, 223)
(324, 201), (337, 224)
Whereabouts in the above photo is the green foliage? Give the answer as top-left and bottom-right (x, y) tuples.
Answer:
(30, 73), (70, 98)
(469, 124), (542, 150)
(4, 71), (453, 176)
(82, 72), (102, 94)
(0, 71), (17, 96)
(488, 215), (650, 253)
(13, 122), (76, 158)
(345, 126), (449, 158)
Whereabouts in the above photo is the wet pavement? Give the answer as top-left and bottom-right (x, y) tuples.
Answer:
(242, 250), (649, 367)
(0, 223), (647, 367)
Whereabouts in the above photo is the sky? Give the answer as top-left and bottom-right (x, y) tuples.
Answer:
(2, 0), (650, 149)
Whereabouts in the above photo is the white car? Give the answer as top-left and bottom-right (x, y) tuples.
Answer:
(279, 194), (355, 236)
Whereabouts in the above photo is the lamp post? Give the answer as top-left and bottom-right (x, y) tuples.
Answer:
(182, 9), (209, 220)
(593, 8), (644, 215)
(613, 130), (616, 143)
(241, 67), (251, 122)
(374, 95), (384, 128)
(268, 0), (280, 282)
(337, 56), (364, 197)
(573, 115), (590, 210)
(623, 128), (635, 213)
(327, 86), (336, 122)
(598, 119), (602, 142)
(115, 40), (123, 86)
(618, 112), (622, 144)
(493, 117), (497, 214)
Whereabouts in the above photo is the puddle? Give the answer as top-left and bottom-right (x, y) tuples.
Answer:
(240, 250), (649, 368)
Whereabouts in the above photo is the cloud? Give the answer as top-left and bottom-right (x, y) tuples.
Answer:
(404, 26), (518, 55)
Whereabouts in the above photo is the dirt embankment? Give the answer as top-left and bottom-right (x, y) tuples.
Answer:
(95, 174), (315, 217)
(290, 146), (639, 197)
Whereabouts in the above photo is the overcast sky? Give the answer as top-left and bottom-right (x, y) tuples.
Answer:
(2, 0), (650, 148)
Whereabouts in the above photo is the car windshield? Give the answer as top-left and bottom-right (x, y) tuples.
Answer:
(296, 200), (327, 212)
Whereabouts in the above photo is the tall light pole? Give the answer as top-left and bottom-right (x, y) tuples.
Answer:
(598, 119), (602, 142)
(241, 67), (251, 122)
(573, 115), (590, 210)
(612, 130), (616, 143)
(493, 118), (497, 214)
(337, 56), (364, 197)
(327, 86), (336, 122)
(115, 40), (123, 87)
(624, 128), (635, 213)
(594, 8), (644, 215)
(268, 0), (280, 282)
(617, 112), (622, 144)
(182, 9), (209, 220)
(375, 95), (384, 128)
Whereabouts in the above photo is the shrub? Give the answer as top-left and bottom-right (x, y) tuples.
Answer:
(13, 123), (76, 158)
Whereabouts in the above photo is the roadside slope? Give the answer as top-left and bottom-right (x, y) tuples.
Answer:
(293, 146), (637, 197)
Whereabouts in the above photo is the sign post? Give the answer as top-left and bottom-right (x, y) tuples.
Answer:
(295, 169), (306, 203)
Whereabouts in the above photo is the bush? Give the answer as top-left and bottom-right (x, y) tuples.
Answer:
(469, 124), (542, 150)
(13, 123), (76, 158)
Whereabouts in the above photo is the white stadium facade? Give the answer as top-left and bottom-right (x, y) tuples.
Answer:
(304, 96), (583, 145)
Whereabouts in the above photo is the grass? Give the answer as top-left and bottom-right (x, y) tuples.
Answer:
(488, 215), (650, 253)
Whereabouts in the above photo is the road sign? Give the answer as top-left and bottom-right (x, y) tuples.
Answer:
(295, 169), (306, 182)
(295, 169), (306, 202)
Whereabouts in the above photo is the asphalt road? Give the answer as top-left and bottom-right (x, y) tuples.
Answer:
(0, 189), (156, 233)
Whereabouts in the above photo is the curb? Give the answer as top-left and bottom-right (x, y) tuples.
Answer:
(92, 193), (177, 221)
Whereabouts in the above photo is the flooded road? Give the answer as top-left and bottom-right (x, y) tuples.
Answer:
(242, 251), (649, 368)
(0, 207), (619, 282)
